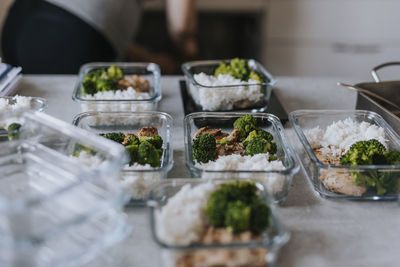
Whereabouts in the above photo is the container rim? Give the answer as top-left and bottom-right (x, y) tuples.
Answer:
(181, 59), (276, 89)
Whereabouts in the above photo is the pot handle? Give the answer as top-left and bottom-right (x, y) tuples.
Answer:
(371, 61), (400, 82)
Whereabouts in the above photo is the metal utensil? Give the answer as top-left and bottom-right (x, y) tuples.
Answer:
(338, 82), (400, 112)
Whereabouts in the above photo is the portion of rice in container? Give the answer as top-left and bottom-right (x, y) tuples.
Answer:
(182, 58), (275, 112)
(289, 109), (400, 200)
(148, 179), (290, 267)
(72, 62), (161, 112)
(73, 111), (173, 203)
(184, 112), (298, 203)
(0, 95), (47, 141)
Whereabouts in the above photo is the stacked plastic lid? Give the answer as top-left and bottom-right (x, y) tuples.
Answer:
(0, 60), (22, 96)
(0, 111), (131, 267)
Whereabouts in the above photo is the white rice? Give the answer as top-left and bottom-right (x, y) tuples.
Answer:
(73, 151), (160, 199)
(189, 73), (263, 111)
(304, 118), (387, 157)
(0, 95), (33, 128)
(121, 163), (161, 199)
(155, 182), (217, 246)
(81, 87), (154, 112)
(195, 153), (284, 171)
(195, 154), (286, 196)
(0, 95), (32, 111)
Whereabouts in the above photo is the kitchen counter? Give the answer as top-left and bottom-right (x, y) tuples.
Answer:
(18, 75), (399, 267)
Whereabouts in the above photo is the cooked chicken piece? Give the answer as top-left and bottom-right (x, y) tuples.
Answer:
(122, 133), (138, 145)
(226, 129), (242, 143)
(176, 227), (267, 267)
(314, 149), (367, 196)
(193, 126), (228, 141)
(216, 142), (245, 157)
(138, 126), (158, 137)
(117, 74), (150, 92)
(233, 97), (263, 109)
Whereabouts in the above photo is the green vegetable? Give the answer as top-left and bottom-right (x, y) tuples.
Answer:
(81, 65), (123, 95)
(125, 135), (140, 146)
(214, 58), (264, 83)
(107, 65), (123, 79)
(138, 141), (161, 167)
(7, 123), (21, 141)
(126, 144), (139, 165)
(340, 139), (386, 166)
(250, 198), (270, 233)
(73, 144), (96, 157)
(340, 139), (400, 195)
(205, 181), (270, 234)
(243, 129), (273, 146)
(245, 137), (276, 156)
(139, 135), (163, 149)
(249, 71), (263, 83)
(233, 114), (257, 141)
(225, 201), (251, 233)
(216, 137), (228, 145)
(192, 133), (216, 163)
(100, 132), (125, 144)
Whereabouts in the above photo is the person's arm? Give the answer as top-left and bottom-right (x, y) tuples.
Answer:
(166, 0), (198, 58)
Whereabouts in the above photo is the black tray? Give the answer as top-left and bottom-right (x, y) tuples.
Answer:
(179, 80), (288, 124)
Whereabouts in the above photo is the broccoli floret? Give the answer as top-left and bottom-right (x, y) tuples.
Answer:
(243, 129), (273, 146)
(250, 198), (270, 233)
(340, 139), (386, 166)
(206, 181), (271, 234)
(379, 171), (400, 194)
(383, 150), (400, 165)
(139, 135), (163, 149)
(220, 180), (258, 203)
(81, 76), (97, 95)
(249, 71), (263, 83)
(214, 58), (251, 81)
(126, 144), (139, 165)
(245, 137), (276, 156)
(225, 201), (251, 233)
(100, 132), (125, 144)
(137, 141), (161, 167)
(96, 78), (117, 92)
(206, 189), (229, 227)
(7, 123), (21, 141)
(192, 133), (216, 163)
(107, 65), (123, 79)
(216, 137), (228, 145)
(125, 135), (140, 146)
(233, 114), (257, 141)
(351, 170), (387, 195)
(73, 144), (96, 157)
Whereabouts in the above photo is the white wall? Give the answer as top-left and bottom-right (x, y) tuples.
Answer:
(265, 0), (400, 80)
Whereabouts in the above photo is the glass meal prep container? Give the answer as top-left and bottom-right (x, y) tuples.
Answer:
(147, 179), (290, 267)
(181, 59), (275, 112)
(73, 111), (173, 203)
(72, 62), (162, 112)
(0, 111), (130, 267)
(184, 112), (299, 203)
(289, 109), (400, 200)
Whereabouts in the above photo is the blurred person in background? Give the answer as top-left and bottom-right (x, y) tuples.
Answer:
(1, 0), (197, 74)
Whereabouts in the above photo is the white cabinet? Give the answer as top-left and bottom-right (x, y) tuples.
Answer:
(264, 0), (400, 79)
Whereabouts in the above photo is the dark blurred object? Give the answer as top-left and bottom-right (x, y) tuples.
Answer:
(342, 62), (400, 134)
(135, 10), (263, 74)
(1, 0), (115, 74)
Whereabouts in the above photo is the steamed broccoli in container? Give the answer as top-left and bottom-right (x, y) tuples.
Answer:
(214, 58), (264, 83)
(192, 114), (278, 164)
(206, 181), (270, 233)
(340, 139), (400, 195)
(7, 123), (22, 141)
(99, 126), (163, 167)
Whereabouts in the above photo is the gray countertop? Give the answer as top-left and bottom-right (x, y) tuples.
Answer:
(18, 75), (400, 267)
